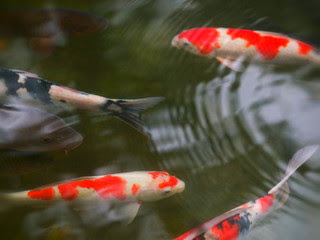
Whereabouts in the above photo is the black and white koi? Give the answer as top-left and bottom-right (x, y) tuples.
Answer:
(0, 68), (163, 136)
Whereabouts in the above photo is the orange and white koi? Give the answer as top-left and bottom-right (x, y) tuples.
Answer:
(0, 68), (163, 136)
(175, 145), (318, 240)
(172, 28), (320, 70)
(1, 171), (185, 222)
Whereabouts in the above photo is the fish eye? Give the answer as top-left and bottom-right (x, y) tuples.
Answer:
(163, 188), (171, 194)
(43, 137), (51, 142)
(182, 40), (190, 46)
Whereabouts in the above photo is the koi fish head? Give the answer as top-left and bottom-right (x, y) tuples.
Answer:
(36, 124), (83, 151)
(136, 171), (185, 202)
(172, 28), (221, 56)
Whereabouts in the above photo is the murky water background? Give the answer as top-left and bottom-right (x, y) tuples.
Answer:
(0, 0), (320, 239)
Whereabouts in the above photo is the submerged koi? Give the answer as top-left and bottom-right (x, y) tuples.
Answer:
(172, 28), (320, 71)
(0, 8), (108, 57)
(0, 104), (82, 152)
(1, 171), (185, 222)
(175, 145), (318, 240)
(0, 68), (163, 136)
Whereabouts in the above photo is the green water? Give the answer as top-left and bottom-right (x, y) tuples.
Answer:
(0, 0), (320, 239)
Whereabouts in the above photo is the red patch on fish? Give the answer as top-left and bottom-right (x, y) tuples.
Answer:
(28, 187), (55, 200)
(258, 194), (274, 213)
(178, 28), (220, 55)
(149, 172), (178, 189)
(149, 171), (168, 179)
(227, 29), (289, 60)
(131, 183), (141, 195)
(297, 41), (313, 55)
(210, 216), (241, 240)
(159, 176), (178, 189)
(174, 231), (193, 240)
(57, 175), (127, 201)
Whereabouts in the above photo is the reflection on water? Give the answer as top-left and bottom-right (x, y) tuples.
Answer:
(0, 0), (319, 240)
(149, 65), (320, 238)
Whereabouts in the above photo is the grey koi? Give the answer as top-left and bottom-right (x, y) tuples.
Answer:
(0, 104), (82, 152)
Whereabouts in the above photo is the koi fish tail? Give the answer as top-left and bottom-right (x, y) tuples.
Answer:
(103, 96), (164, 136)
(268, 145), (319, 196)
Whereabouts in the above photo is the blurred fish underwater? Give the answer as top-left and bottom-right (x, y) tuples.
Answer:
(0, 104), (83, 152)
(0, 8), (108, 57)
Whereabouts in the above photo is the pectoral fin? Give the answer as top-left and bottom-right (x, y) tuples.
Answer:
(216, 57), (243, 72)
(117, 202), (141, 225)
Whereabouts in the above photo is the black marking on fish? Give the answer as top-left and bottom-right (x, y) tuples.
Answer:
(79, 91), (89, 96)
(0, 68), (22, 96)
(100, 99), (123, 114)
(215, 212), (251, 236)
(23, 77), (54, 104)
(233, 213), (251, 235)
(59, 99), (67, 103)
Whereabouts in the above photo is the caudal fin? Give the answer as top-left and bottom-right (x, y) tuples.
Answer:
(268, 145), (319, 195)
(103, 97), (164, 136)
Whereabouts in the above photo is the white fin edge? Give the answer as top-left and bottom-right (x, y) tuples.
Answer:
(268, 145), (319, 194)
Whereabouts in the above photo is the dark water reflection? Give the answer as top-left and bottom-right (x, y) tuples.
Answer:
(0, 0), (319, 240)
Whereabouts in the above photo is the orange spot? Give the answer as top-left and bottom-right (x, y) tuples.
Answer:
(28, 187), (55, 200)
(149, 172), (178, 189)
(297, 41), (313, 55)
(227, 29), (289, 60)
(57, 175), (127, 201)
(149, 171), (169, 179)
(131, 184), (141, 195)
(158, 176), (178, 189)
(258, 194), (274, 213)
(178, 28), (220, 55)
(210, 217), (240, 240)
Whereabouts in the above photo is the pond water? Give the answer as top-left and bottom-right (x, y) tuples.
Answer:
(0, 0), (320, 239)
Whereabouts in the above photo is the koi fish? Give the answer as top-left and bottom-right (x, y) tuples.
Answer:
(0, 104), (82, 152)
(0, 8), (108, 57)
(175, 145), (318, 240)
(1, 171), (185, 223)
(172, 28), (320, 71)
(0, 68), (163, 136)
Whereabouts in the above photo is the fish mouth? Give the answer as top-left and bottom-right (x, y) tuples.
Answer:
(171, 35), (180, 48)
(175, 180), (185, 193)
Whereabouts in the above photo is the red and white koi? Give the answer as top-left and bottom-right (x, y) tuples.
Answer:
(175, 145), (318, 240)
(1, 171), (185, 222)
(0, 68), (163, 135)
(172, 28), (320, 70)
